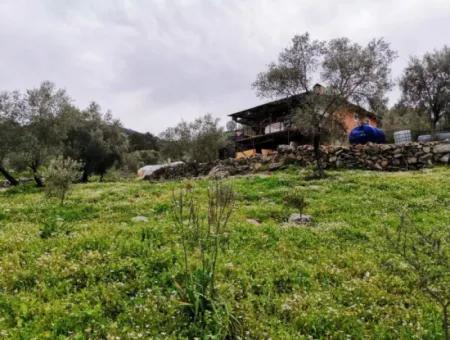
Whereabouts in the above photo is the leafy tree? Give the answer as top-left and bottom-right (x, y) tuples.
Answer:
(20, 81), (72, 186)
(381, 103), (430, 135)
(63, 102), (128, 182)
(399, 46), (450, 131)
(160, 114), (227, 163)
(253, 33), (396, 177)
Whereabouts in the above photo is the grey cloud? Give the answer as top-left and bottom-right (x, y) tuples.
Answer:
(0, 0), (449, 133)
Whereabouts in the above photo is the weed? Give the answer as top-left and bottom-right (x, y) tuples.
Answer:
(171, 181), (237, 337)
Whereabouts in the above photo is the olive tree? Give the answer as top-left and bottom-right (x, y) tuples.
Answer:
(20, 81), (72, 186)
(399, 46), (450, 131)
(160, 114), (228, 163)
(63, 102), (128, 182)
(253, 33), (396, 177)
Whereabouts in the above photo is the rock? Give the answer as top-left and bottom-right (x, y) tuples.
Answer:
(433, 143), (450, 154)
(277, 144), (293, 153)
(419, 153), (433, 161)
(407, 157), (417, 164)
(132, 216), (148, 223)
(288, 213), (313, 224)
(423, 146), (431, 153)
(208, 165), (230, 179)
(439, 154), (450, 163)
(374, 163), (383, 170)
(252, 163), (263, 171)
(268, 162), (283, 171)
(246, 218), (262, 226)
(138, 162), (184, 178)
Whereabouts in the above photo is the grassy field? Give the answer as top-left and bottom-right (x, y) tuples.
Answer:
(0, 167), (449, 338)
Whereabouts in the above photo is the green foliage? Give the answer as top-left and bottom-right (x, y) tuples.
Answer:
(63, 103), (128, 182)
(122, 149), (159, 174)
(399, 46), (450, 130)
(0, 82), (128, 186)
(39, 217), (68, 239)
(44, 156), (82, 205)
(159, 114), (229, 163)
(0, 168), (449, 338)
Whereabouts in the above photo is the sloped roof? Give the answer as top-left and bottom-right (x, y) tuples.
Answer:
(229, 93), (377, 126)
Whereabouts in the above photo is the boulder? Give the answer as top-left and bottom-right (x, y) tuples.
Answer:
(138, 162), (184, 179)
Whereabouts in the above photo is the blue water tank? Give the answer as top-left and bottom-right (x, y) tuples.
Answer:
(349, 124), (386, 144)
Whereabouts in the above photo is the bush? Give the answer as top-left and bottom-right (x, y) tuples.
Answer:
(44, 156), (82, 205)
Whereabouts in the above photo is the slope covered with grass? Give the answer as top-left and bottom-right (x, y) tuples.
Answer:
(0, 167), (449, 338)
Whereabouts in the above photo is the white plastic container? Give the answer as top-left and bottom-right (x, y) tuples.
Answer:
(393, 130), (412, 144)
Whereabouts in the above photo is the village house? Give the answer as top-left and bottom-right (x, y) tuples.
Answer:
(229, 84), (379, 158)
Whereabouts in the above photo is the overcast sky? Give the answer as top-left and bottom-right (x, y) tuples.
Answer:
(0, 0), (449, 134)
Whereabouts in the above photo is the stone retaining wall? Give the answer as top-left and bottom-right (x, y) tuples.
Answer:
(143, 142), (450, 181)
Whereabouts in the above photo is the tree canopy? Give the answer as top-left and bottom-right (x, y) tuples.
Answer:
(399, 46), (450, 131)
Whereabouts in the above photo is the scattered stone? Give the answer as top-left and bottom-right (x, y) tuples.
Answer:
(131, 216), (148, 223)
(288, 213), (313, 225)
(246, 218), (262, 226)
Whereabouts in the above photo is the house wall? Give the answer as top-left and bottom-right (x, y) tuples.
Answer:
(336, 108), (378, 133)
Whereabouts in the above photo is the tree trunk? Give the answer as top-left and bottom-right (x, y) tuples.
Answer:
(81, 169), (89, 183)
(313, 133), (325, 178)
(30, 164), (44, 187)
(0, 164), (19, 186)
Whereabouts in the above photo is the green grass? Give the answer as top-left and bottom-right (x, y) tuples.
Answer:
(0, 167), (449, 338)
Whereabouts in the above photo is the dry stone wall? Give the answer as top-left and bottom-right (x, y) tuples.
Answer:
(143, 142), (450, 181)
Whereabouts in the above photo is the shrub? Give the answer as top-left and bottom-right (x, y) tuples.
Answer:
(283, 188), (308, 216)
(44, 156), (82, 205)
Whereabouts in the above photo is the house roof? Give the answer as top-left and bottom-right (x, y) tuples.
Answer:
(229, 92), (378, 126)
